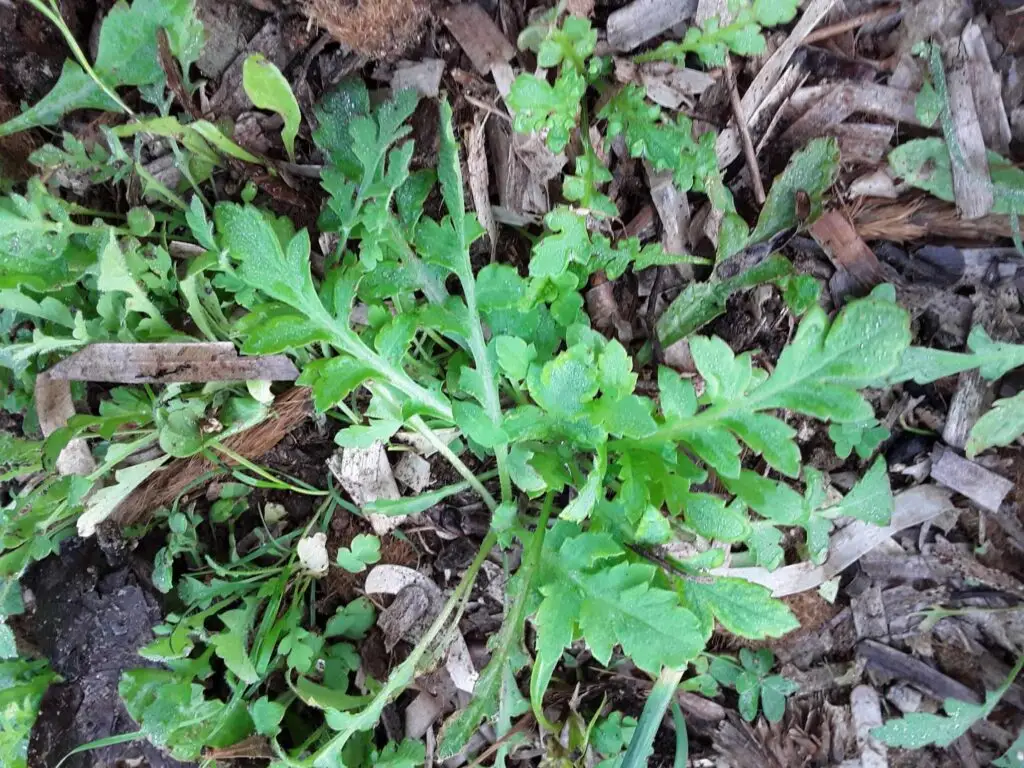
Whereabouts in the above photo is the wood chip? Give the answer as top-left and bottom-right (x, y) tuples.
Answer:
(859, 553), (959, 583)
(606, 0), (698, 52)
(942, 370), (991, 451)
(694, 0), (729, 25)
(943, 42), (995, 220)
(749, 61), (810, 156)
(394, 452), (431, 493)
(405, 691), (444, 739)
(725, 56), (765, 204)
(851, 584), (888, 641)
(929, 445), (1013, 514)
(961, 22), (1012, 154)
(566, 0), (596, 15)
(208, 17), (308, 119)
(808, 210), (884, 302)
(379, 584), (434, 652)
(443, 3), (515, 76)
(34, 373), (96, 476)
(394, 428), (460, 458)
(45, 343), (298, 383)
(932, 542), (1024, 600)
(676, 692), (726, 722)
(467, 113), (497, 260)
(829, 123), (895, 165)
(784, 661), (861, 696)
(782, 84), (919, 147)
(802, 4), (900, 45)
(488, 120), (565, 215)
(615, 59), (715, 109)
(913, 245), (1024, 287)
(644, 64), (714, 108)
(857, 639), (983, 704)
(390, 58), (445, 98)
(645, 164), (693, 279)
(716, 0), (836, 168)
(851, 685), (888, 768)
(849, 169), (900, 199)
(716, 485), (956, 596)
(887, 683), (923, 713)
(898, 0), (971, 57)
(327, 444), (403, 535)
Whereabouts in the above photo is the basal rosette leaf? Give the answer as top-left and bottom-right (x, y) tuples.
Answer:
(242, 54), (301, 160)
(529, 530), (708, 725)
(750, 138), (841, 242)
(217, 202), (452, 420)
(873, 656), (1024, 749)
(680, 576), (798, 639)
(215, 203), (325, 318)
(651, 292), (909, 479)
(752, 296), (912, 416)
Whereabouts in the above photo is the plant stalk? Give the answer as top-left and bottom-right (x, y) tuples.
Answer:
(621, 666), (685, 768)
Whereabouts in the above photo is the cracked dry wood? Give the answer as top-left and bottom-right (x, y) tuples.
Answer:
(943, 40), (995, 220)
(716, 0), (836, 168)
(45, 342), (299, 383)
(606, 0), (698, 51)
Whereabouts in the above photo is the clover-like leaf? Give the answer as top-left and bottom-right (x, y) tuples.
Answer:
(335, 534), (382, 573)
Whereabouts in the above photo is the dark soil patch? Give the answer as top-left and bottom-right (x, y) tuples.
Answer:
(20, 539), (189, 768)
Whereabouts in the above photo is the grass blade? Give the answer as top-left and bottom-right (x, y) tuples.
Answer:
(621, 666), (685, 768)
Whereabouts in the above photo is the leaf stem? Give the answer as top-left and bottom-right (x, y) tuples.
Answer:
(671, 700), (689, 768)
(458, 251), (512, 502)
(27, 0), (135, 117)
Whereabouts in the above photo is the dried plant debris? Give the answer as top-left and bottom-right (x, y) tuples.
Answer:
(304, 0), (429, 58)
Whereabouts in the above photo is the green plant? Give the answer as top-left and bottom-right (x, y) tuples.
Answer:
(508, 12), (601, 155)
(967, 391), (1024, 457)
(4, 1), (1024, 765)
(873, 655), (1024, 762)
(3, 0), (203, 136)
(709, 649), (798, 722)
(243, 54), (302, 162)
(636, 0), (799, 68)
(0, 656), (57, 768)
(335, 534), (382, 573)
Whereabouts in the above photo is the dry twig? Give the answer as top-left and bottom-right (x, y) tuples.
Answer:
(725, 56), (765, 204)
(802, 5), (900, 45)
